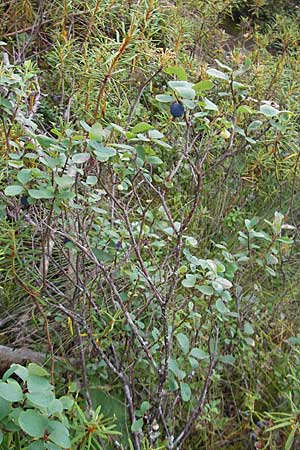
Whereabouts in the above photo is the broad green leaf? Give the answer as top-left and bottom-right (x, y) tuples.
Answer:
(0, 380), (23, 402)
(89, 123), (103, 140)
(59, 396), (74, 410)
(49, 421), (70, 448)
(72, 153), (90, 163)
(204, 97), (218, 111)
(245, 337), (255, 346)
(190, 348), (209, 360)
(35, 135), (57, 148)
(155, 94), (174, 103)
(27, 375), (53, 393)
(215, 299), (230, 315)
(89, 141), (116, 162)
(131, 418), (144, 432)
(219, 354), (235, 365)
(168, 376), (179, 391)
(168, 358), (186, 380)
(131, 122), (154, 134)
(164, 66), (187, 80)
(182, 274), (197, 288)
(0, 397), (11, 420)
(248, 120), (263, 132)
(48, 399), (63, 415)
(148, 129), (164, 139)
(10, 406), (23, 424)
(27, 441), (48, 450)
(197, 285), (214, 296)
(176, 333), (190, 355)
(0, 430), (2, 445)
(147, 156), (163, 165)
(215, 277), (232, 289)
(54, 175), (74, 188)
(180, 382), (191, 402)
(260, 104), (280, 117)
(215, 59), (232, 71)
(109, 123), (125, 133)
(193, 80), (214, 92)
(207, 68), (229, 80)
(18, 410), (48, 437)
(28, 363), (49, 377)
(0, 96), (12, 109)
(79, 120), (91, 132)
(3, 364), (28, 382)
(243, 321), (254, 335)
(188, 356), (199, 369)
(168, 80), (193, 89)
(140, 401), (150, 415)
(86, 175), (97, 185)
(17, 169), (32, 184)
(181, 99), (196, 109)
(238, 105), (254, 114)
(153, 139), (172, 149)
(28, 188), (54, 199)
(4, 185), (24, 196)
(174, 86), (196, 100)
(26, 391), (54, 409)
(184, 236), (198, 246)
(232, 81), (246, 90)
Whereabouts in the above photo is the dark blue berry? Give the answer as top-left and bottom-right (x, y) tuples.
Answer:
(250, 432), (257, 441)
(170, 102), (185, 118)
(21, 196), (29, 207)
(115, 241), (122, 250)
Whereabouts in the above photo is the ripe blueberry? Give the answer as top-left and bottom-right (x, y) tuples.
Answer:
(250, 432), (257, 441)
(21, 196), (29, 207)
(170, 102), (185, 118)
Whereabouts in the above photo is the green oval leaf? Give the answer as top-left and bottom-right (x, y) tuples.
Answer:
(54, 175), (74, 188)
(176, 333), (190, 355)
(180, 382), (191, 402)
(72, 153), (90, 164)
(182, 274), (197, 288)
(28, 363), (49, 377)
(193, 79), (214, 92)
(215, 299), (230, 315)
(164, 66), (187, 80)
(17, 169), (32, 184)
(0, 380), (23, 402)
(0, 397), (11, 420)
(88, 141), (116, 162)
(49, 421), (70, 448)
(197, 285), (214, 296)
(4, 185), (24, 196)
(131, 122), (154, 134)
(204, 97), (218, 111)
(89, 123), (103, 140)
(190, 347), (209, 360)
(26, 391), (54, 409)
(28, 188), (54, 199)
(131, 418), (144, 432)
(174, 86), (195, 100)
(260, 104), (280, 117)
(207, 68), (229, 80)
(18, 410), (48, 437)
(27, 375), (53, 393)
(155, 94), (174, 103)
